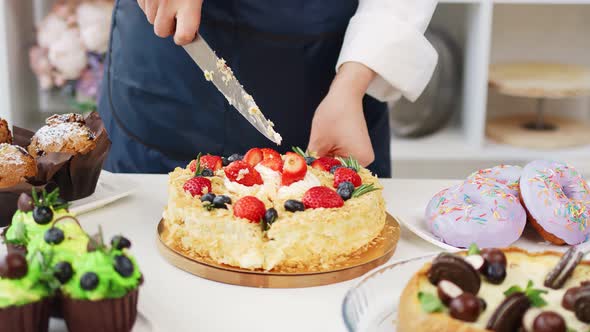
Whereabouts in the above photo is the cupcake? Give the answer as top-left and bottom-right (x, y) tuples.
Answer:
(60, 233), (142, 332)
(0, 251), (56, 332)
(0, 144), (37, 188)
(28, 113), (96, 158)
(0, 118), (12, 144)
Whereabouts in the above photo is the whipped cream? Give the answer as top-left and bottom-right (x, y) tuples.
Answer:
(278, 171), (321, 200)
(223, 164), (280, 197)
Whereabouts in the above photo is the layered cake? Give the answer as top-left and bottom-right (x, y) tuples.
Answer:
(161, 148), (387, 271)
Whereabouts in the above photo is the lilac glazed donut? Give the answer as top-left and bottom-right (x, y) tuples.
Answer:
(520, 160), (590, 245)
(467, 165), (523, 197)
(425, 181), (526, 248)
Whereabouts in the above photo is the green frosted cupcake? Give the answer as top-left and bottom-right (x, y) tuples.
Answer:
(61, 232), (143, 332)
(0, 251), (58, 332)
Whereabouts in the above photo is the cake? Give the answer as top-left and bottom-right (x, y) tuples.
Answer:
(0, 144), (37, 188)
(398, 246), (590, 332)
(28, 112), (96, 158)
(161, 147), (387, 271)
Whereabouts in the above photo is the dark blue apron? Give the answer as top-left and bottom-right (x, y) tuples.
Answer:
(98, 0), (391, 177)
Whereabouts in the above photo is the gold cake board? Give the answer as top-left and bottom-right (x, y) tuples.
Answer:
(156, 215), (400, 288)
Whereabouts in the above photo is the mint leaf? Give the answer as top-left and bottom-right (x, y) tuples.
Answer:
(418, 292), (444, 313)
(526, 288), (548, 308)
(504, 285), (522, 297)
(467, 243), (480, 256)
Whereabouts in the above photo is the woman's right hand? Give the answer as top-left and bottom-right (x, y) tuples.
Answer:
(137, 0), (203, 45)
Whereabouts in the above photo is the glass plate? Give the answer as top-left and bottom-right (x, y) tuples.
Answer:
(342, 253), (438, 332)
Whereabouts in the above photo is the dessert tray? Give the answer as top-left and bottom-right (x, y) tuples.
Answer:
(69, 171), (136, 215)
(342, 254), (436, 332)
(156, 214), (401, 288)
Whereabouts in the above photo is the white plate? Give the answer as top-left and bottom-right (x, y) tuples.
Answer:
(342, 254), (437, 332)
(395, 209), (570, 253)
(69, 171), (136, 215)
(49, 312), (154, 332)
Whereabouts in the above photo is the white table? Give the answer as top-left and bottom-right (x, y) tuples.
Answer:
(77, 174), (456, 332)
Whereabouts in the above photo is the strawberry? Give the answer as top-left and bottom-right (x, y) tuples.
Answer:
(302, 186), (344, 209)
(260, 148), (281, 160)
(260, 157), (284, 172)
(183, 177), (212, 197)
(243, 148), (263, 166)
(333, 168), (362, 188)
(281, 152), (307, 186)
(200, 155), (223, 171)
(224, 161), (263, 186)
(311, 157), (342, 172)
(233, 196), (266, 223)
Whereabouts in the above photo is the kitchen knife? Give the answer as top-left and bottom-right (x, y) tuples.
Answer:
(183, 36), (282, 145)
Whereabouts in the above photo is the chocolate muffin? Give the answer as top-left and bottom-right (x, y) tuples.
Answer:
(28, 114), (96, 158)
(0, 144), (37, 188)
(0, 118), (12, 144)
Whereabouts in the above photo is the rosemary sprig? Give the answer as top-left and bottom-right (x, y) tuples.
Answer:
(352, 184), (380, 198)
(337, 156), (360, 172)
(193, 152), (203, 177)
(34, 250), (61, 292)
(30, 188), (69, 210)
(291, 146), (308, 158)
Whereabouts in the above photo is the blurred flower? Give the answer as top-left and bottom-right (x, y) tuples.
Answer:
(29, 46), (54, 89)
(48, 28), (88, 80)
(37, 14), (69, 49)
(77, 1), (114, 53)
(76, 61), (104, 99)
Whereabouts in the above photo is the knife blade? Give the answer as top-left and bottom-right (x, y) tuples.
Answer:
(183, 36), (282, 145)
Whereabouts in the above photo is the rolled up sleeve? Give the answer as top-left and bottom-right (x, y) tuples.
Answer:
(336, 0), (439, 102)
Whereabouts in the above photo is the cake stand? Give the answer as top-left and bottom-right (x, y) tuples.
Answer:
(156, 215), (401, 288)
(487, 62), (590, 149)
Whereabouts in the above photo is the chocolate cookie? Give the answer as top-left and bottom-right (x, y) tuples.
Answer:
(544, 247), (584, 289)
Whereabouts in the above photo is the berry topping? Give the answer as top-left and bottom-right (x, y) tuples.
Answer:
(262, 208), (278, 231)
(305, 156), (316, 165)
(533, 311), (566, 332)
(260, 148), (281, 160)
(311, 157), (341, 172)
(114, 255), (135, 277)
(227, 154), (243, 162)
(183, 177), (212, 197)
(80, 272), (99, 290)
(0, 253), (28, 279)
(201, 168), (214, 177)
(449, 293), (482, 322)
(199, 155), (223, 171)
(224, 161), (263, 186)
(330, 165), (344, 174)
(302, 186), (344, 209)
(233, 196), (266, 223)
(222, 157), (230, 166)
(281, 152), (307, 186)
(111, 235), (132, 250)
(44, 227), (65, 245)
(334, 167), (362, 188)
(200, 193), (216, 203)
(17, 193), (34, 212)
(484, 262), (506, 284)
(213, 195), (231, 209)
(33, 206), (53, 225)
(243, 148), (263, 166)
(260, 157), (284, 172)
(284, 200), (305, 212)
(54, 261), (74, 283)
(337, 181), (354, 201)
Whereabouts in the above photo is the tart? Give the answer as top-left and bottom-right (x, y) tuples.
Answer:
(398, 246), (590, 332)
(162, 148), (387, 271)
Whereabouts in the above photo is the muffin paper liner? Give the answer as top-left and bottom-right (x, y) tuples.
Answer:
(62, 289), (139, 332)
(0, 298), (51, 332)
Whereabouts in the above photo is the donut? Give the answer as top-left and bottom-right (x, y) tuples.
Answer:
(425, 181), (526, 248)
(467, 165), (522, 197)
(520, 160), (590, 245)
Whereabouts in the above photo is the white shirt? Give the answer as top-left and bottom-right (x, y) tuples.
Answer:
(337, 0), (439, 102)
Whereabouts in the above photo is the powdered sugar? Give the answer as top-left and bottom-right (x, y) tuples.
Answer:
(0, 143), (28, 165)
(34, 122), (93, 149)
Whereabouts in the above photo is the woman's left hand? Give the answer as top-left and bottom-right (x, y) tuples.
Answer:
(307, 62), (376, 167)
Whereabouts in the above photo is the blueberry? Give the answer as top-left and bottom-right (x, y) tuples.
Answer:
(213, 195), (231, 209)
(337, 187), (353, 201)
(44, 227), (65, 245)
(484, 262), (506, 284)
(330, 165), (344, 174)
(284, 200), (305, 212)
(227, 154), (243, 162)
(338, 181), (355, 192)
(264, 208), (278, 226)
(33, 206), (53, 225)
(111, 235), (132, 250)
(305, 157), (316, 165)
(80, 272), (99, 290)
(201, 168), (214, 177)
(222, 157), (230, 166)
(54, 261), (73, 284)
(200, 193), (216, 203)
(114, 255), (134, 277)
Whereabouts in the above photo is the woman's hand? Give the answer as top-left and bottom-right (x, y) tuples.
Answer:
(137, 0), (203, 45)
(308, 62), (376, 167)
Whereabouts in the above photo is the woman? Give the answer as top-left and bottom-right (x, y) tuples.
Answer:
(98, 0), (438, 177)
